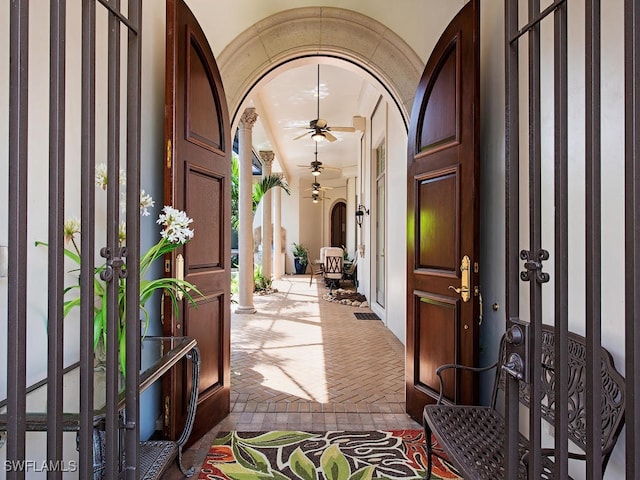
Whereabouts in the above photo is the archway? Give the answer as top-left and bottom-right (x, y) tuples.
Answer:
(330, 201), (347, 248)
(217, 7), (423, 129)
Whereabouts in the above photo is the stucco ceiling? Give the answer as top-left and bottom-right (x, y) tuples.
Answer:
(246, 63), (376, 182)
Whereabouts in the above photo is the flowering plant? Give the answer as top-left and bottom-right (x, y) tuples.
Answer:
(37, 164), (200, 374)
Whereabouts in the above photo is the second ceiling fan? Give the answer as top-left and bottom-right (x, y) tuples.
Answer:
(293, 65), (356, 143)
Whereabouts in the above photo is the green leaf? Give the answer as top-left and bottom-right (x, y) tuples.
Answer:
(348, 466), (375, 480)
(233, 443), (270, 473)
(289, 447), (318, 480)
(240, 431), (318, 447)
(213, 432), (233, 445)
(320, 445), (351, 480)
(215, 462), (275, 480)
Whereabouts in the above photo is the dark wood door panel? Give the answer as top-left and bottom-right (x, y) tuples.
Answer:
(185, 165), (223, 269)
(185, 294), (223, 394)
(406, 0), (479, 421)
(165, 0), (231, 444)
(415, 293), (459, 401)
(417, 41), (460, 153)
(415, 170), (459, 272)
(186, 28), (222, 151)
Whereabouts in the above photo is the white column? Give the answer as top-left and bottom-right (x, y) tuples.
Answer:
(236, 108), (258, 314)
(273, 174), (283, 279)
(259, 151), (274, 279)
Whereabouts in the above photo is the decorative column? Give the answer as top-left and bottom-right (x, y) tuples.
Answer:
(273, 174), (284, 279)
(259, 151), (274, 279)
(236, 108), (258, 314)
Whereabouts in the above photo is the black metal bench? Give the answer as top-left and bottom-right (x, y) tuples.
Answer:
(423, 325), (625, 479)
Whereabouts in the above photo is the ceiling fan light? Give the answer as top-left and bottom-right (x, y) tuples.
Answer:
(311, 131), (325, 142)
(312, 188), (320, 194)
(311, 167), (321, 176)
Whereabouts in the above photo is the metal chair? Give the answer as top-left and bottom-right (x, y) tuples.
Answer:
(322, 247), (343, 290)
(309, 247), (329, 285)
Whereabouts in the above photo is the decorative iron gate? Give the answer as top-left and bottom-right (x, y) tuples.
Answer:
(505, 0), (640, 478)
(6, 1), (142, 478)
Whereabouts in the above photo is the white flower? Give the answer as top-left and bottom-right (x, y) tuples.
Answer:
(139, 190), (155, 217)
(157, 206), (194, 244)
(95, 163), (126, 190)
(63, 217), (81, 243)
(95, 164), (108, 190)
(118, 221), (127, 245)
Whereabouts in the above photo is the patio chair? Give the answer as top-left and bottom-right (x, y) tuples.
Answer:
(309, 247), (329, 286)
(323, 247), (343, 290)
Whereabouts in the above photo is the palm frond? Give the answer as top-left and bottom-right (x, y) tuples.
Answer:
(252, 175), (291, 212)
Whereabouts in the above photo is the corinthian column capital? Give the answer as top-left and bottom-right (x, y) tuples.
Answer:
(259, 150), (275, 168)
(239, 107), (258, 129)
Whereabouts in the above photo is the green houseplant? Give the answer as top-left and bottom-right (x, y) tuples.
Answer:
(37, 164), (200, 375)
(291, 242), (309, 274)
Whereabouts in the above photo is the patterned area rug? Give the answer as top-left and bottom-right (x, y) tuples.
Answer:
(198, 430), (462, 480)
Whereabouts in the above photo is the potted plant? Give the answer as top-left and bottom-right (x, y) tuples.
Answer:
(291, 242), (309, 274)
(37, 164), (201, 375)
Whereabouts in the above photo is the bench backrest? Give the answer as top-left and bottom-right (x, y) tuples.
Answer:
(491, 324), (625, 469)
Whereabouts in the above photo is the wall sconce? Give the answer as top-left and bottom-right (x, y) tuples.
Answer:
(355, 205), (369, 228)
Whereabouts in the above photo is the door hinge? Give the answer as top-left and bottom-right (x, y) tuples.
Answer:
(166, 139), (172, 169)
(474, 261), (479, 274)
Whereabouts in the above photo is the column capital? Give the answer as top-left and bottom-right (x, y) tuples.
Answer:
(259, 150), (275, 167)
(239, 107), (258, 129)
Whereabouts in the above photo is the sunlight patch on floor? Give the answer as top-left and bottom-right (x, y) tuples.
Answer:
(246, 276), (329, 402)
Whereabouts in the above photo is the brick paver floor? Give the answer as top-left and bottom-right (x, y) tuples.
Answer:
(165, 274), (420, 478)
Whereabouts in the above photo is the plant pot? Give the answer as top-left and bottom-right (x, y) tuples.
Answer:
(294, 258), (307, 274)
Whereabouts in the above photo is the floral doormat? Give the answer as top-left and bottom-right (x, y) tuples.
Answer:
(198, 430), (462, 479)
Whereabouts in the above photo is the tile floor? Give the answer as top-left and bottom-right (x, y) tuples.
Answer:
(164, 274), (420, 478)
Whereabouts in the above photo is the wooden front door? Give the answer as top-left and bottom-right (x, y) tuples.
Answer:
(406, 0), (480, 420)
(330, 201), (346, 247)
(163, 0), (231, 442)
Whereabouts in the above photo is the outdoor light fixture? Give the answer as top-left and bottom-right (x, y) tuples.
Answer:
(311, 131), (325, 142)
(355, 204), (369, 228)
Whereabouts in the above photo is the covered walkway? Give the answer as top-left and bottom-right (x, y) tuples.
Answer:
(166, 275), (419, 478)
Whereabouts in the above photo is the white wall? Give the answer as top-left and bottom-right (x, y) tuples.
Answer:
(478, 1), (627, 477)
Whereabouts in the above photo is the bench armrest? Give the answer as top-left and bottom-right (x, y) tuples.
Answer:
(435, 362), (498, 404)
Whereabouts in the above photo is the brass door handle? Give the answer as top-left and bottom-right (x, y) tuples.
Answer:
(448, 255), (471, 302)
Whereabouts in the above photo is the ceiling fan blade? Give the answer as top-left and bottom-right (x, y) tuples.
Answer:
(315, 118), (328, 129)
(324, 131), (338, 142)
(293, 131), (311, 141)
(327, 126), (356, 133)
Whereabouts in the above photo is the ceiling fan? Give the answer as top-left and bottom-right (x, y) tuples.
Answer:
(292, 65), (356, 143)
(296, 143), (340, 176)
(303, 193), (332, 204)
(304, 181), (334, 195)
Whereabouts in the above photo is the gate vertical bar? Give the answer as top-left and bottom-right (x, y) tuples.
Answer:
(124, 0), (142, 476)
(625, 0), (640, 477)
(504, 1), (521, 477)
(527, 0), (543, 476)
(47, 1), (66, 477)
(80, 0), (97, 478)
(7, 1), (29, 478)
(105, 2), (123, 477)
(585, 1), (602, 477)
(553, 1), (569, 477)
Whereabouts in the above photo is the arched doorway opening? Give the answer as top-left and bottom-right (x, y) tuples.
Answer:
(216, 7), (416, 423)
(330, 201), (347, 247)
